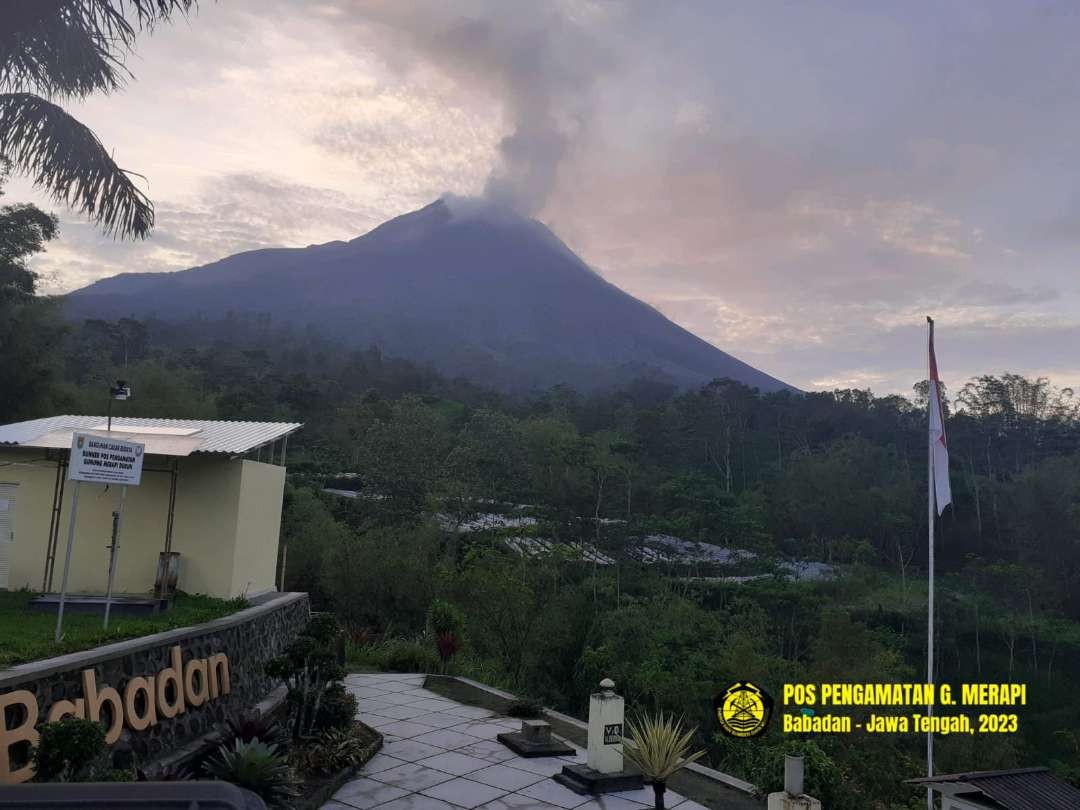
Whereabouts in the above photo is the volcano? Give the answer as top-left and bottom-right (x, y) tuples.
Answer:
(66, 198), (793, 392)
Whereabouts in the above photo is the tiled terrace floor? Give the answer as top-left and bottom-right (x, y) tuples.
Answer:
(323, 673), (712, 810)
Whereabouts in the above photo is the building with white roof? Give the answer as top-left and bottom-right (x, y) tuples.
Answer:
(0, 415), (301, 601)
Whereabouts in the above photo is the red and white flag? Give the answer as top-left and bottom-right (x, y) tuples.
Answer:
(928, 319), (951, 514)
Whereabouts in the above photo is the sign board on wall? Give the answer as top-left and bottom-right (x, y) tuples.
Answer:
(68, 433), (144, 486)
(0, 645), (231, 783)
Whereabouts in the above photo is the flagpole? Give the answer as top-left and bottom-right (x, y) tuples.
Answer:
(926, 316), (935, 810)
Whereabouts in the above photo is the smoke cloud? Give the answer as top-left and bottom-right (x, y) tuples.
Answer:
(340, 1), (612, 214)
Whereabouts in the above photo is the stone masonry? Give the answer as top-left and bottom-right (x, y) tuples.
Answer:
(0, 592), (309, 772)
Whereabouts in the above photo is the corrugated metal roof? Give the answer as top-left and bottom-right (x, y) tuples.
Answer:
(29, 428), (205, 457)
(0, 415), (302, 456)
(909, 767), (1080, 810)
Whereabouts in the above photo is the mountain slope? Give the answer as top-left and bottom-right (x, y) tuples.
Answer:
(66, 198), (794, 392)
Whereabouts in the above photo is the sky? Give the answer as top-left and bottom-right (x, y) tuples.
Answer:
(9, 0), (1080, 395)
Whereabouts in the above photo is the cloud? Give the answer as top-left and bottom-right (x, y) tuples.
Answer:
(35, 174), (380, 292)
(945, 281), (1059, 307)
(319, 1), (616, 214)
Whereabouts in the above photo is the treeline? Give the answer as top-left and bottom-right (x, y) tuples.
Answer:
(25, 311), (1080, 622)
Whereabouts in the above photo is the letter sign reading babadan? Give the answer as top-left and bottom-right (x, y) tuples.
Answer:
(0, 645), (230, 783)
(69, 432), (144, 486)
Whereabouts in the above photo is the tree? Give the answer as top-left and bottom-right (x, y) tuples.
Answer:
(0, 166), (64, 420)
(353, 395), (453, 521)
(0, 166), (56, 293)
(1, 1), (198, 238)
(443, 408), (526, 514)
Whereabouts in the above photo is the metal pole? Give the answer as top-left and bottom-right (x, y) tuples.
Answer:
(158, 460), (179, 602)
(927, 317), (935, 810)
(54, 480), (82, 642)
(103, 485), (127, 629)
(46, 461), (68, 591)
(42, 459), (63, 592)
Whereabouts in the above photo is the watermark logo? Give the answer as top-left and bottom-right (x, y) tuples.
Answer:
(716, 681), (773, 738)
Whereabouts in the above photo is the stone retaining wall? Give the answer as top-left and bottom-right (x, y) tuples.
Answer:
(0, 592), (309, 781)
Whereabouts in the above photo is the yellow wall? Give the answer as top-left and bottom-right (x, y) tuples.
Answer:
(1, 449), (61, 593)
(0, 449), (285, 599)
(169, 456), (243, 600)
(230, 461), (286, 597)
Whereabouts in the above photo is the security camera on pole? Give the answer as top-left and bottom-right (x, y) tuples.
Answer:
(107, 379), (131, 432)
(104, 379), (134, 629)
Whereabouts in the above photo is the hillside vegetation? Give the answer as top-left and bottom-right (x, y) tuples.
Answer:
(9, 305), (1080, 809)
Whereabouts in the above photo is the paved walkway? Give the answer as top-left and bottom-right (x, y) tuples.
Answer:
(322, 673), (711, 810)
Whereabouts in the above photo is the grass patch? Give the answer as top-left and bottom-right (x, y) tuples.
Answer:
(0, 590), (244, 669)
(345, 637), (440, 674)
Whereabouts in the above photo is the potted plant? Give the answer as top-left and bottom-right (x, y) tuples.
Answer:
(622, 711), (705, 810)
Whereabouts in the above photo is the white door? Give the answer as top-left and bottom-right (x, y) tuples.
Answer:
(0, 484), (16, 590)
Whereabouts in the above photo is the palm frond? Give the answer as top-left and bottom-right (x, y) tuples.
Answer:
(1, 0), (197, 98)
(622, 711), (706, 782)
(1, 1), (122, 97)
(0, 92), (153, 238)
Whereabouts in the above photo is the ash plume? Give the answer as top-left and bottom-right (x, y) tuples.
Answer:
(344, 1), (611, 215)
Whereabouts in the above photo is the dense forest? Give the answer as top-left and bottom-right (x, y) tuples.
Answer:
(6, 178), (1080, 809)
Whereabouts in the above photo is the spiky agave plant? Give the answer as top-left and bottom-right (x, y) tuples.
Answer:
(622, 711), (706, 810)
(203, 739), (297, 809)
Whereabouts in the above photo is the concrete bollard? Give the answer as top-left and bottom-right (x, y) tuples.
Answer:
(555, 677), (643, 795)
(586, 678), (624, 775)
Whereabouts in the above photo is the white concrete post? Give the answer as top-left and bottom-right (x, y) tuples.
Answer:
(784, 756), (804, 796)
(768, 755), (821, 809)
(587, 678), (624, 774)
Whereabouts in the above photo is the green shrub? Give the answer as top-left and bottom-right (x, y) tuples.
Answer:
(305, 613), (343, 646)
(267, 615), (346, 739)
(293, 726), (369, 777)
(346, 640), (382, 670)
(203, 739), (296, 809)
(426, 599), (464, 638)
(506, 698), (544, 719)
(381, 639), (440, 673)
(227, 716), (288, 749)
(137, 764), (192, 781)
(32, 718), (108, 782)
(427, 599), (465, 669)
(313, 683), (358, 733)
(95, 768), (137, 782)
